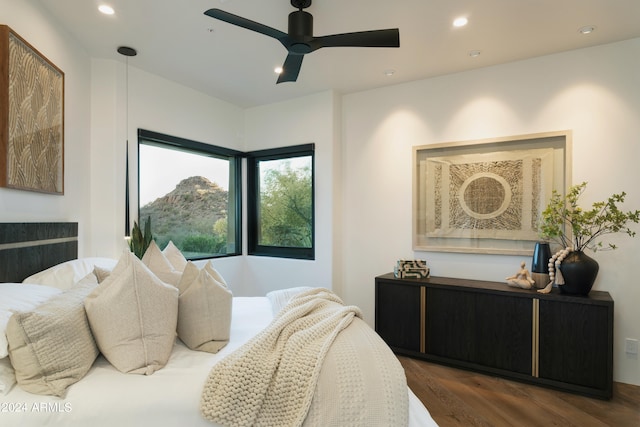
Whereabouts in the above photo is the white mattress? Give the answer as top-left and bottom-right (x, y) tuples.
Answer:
(2, 297), (437, 427)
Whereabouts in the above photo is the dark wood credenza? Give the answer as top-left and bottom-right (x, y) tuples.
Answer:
(374, 273), (613, 399)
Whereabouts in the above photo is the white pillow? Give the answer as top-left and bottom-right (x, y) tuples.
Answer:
(163, 241), (188, 272)
(22, 258), (118, 290)
(0, 283), (62, 359)
(0, 357), (16, 395)
(266, 286), (314, 316)
(85, 251), (178, 375)
(141, 241), (182, 286)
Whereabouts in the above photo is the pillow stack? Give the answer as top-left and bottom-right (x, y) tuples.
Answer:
(2, 241), (232, 397)
(84, 241), (233, 376)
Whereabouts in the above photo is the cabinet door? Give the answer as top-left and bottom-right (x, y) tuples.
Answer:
(538, 299), (611, 390)
(375, 280), (422, 352)
(426, 287), (532, 374)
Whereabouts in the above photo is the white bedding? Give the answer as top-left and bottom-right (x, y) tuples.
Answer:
(2, 297), (437, 427)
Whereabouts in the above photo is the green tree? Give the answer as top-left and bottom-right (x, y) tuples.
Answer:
(260, 162), (312, 247)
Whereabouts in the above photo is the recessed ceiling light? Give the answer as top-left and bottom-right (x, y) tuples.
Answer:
(469, 50), (481, 57)
(98, 5), (115, 15)
(274, 66), (283, 74)
(578, 25), (596, 35)
(383, 69), (395, 77)
(453, 17), (468, 28)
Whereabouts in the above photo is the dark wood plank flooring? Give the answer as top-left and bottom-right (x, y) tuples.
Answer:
(399, 356), (640, 427)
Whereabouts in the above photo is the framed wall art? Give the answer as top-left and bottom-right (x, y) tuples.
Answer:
(0, 25), (64, 194)
(413, 131), (571, 255)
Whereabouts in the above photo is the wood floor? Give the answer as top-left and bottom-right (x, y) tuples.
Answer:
(399, 356), (640, 427)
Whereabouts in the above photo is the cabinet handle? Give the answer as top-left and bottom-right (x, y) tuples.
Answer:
(420, 287), (426, 353)
(532, 298), (539, 377)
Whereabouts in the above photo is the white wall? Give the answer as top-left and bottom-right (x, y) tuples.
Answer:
(241, 91), (340, 296)
(341, 38), (640, 385)
(0, 0), (93, 254)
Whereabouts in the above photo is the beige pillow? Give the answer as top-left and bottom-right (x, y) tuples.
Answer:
(163, 241), (188, 272)
(85, 251), (178, 375)
(93, 265), (111, 283)
(6, 274), (99, 397)
(203, 260), (228, 287)
(176, 261), (200, 295)
(178, 267), (232, 353)
(176, 261), (228, 294)
(141, 241), (182, 286)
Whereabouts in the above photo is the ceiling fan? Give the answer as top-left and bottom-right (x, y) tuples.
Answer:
(204, 0), (400, 84)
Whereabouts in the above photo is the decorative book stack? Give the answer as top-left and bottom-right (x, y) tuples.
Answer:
(394, 259), (430, 279)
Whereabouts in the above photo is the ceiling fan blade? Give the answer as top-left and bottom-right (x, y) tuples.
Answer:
(204, 9), (287, 40)
(316, 28), (400, 48)
(277, 54), (304, 84)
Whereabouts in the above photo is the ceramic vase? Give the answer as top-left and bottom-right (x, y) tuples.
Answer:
(530, 241), (551, 289)
(558, 251), (599, 295)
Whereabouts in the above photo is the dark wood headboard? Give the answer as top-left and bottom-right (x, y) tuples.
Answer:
(0, 222), (78, 283)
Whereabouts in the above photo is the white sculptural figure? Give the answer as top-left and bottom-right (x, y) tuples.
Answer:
(506, 261), (536, 290)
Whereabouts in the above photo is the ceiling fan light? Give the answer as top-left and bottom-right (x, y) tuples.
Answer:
(274, 66), (283, 74)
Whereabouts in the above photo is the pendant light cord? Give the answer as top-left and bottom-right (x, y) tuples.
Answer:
(118, 46), (137, 238)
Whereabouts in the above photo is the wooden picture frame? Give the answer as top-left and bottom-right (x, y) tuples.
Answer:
(0, 25), (64, 194)
(413, 131), (571, 255)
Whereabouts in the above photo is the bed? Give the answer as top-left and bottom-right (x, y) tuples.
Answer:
(0, 223), (437, 426)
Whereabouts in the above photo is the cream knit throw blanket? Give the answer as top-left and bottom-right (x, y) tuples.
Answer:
(200, 288), (363, 427)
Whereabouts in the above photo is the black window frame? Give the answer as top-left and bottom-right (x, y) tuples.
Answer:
(246, 144), (315, 260)
(137, 129), (243, 260)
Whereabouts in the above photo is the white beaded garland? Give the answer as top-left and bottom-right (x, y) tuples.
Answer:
(547, 247), (572, 286)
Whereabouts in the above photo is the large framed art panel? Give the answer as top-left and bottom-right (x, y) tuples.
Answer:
(413, 131), (571, 255)
(0, 25), (64, 194)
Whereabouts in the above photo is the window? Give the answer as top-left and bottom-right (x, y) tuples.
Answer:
(247, 144), (315, 259)
(137, 129), (242, 259)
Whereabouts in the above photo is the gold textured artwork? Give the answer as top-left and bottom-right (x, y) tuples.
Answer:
(0, 25), (64, 194)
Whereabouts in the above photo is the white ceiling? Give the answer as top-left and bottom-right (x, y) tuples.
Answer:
(39, 0), (640, 108)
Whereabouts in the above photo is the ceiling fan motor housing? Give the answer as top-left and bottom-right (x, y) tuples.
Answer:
(288, 11), (314, 53)
(289, 11), (312, 37)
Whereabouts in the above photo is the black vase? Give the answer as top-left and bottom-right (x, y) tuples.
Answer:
(531, 242), (551, 289)
(558, 251), (599, 295)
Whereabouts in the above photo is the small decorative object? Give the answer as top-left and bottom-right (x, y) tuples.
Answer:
(538, 182), (640, 295)
(505, 261), (535, 289)
(394, 260), (430, 279)
(538, 247), (572, 294)
(129, 216), (153, 259)
(530, 241), (551, 289)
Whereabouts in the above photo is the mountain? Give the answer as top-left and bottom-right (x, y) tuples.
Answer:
(140, 176), (228, 246)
